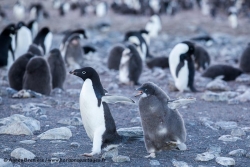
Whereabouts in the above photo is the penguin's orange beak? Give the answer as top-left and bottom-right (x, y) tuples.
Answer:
(134, 91), (143, 97)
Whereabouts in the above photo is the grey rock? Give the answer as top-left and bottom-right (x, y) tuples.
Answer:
(51, 152), (66, 157)
(102, 147), (118, 158)
(70, 142), (80, 148)
(50, 140), (67, 143)
(20, 140), (36, 144)
(65, 101), (75, 108)
(207, 146), (221, 157)
(171, 159), (190, 167)
(51, 88), (63, 95)
(195, 152), (215, 161)
(215, 121), (237, 130)
(57, 117), (82, 126)
(0, 96), (2, 105)
(12, 89), (42, 98)
(1, 147), (12, 154)
(150, 160), (160, 166)
(229, 89), (250, 104)
(218, 135), (241, 142)
(228, 149), (247, 157)
(11, 148), (35, 159)
(40, 115), (47, 120)
(71, 103), (80, 110)
(38, 127), (72, 140)
(66, 89), (79, 97)
(67, 125), (76, 130)
(236, 85), (248, 92)
(231, 128), (246, 137)
(199, 117), (217, 130)
(177, 143), (187, 151)
(112, 155), (130, 162)
(201, 91), (228, 102)
(0, 114), (40, 135)
(130, 117), (141, 123)
(242, 127), (250, 132)
(117, 127), (143, 138)
(215, 157), (235, 166)
(0, 158), (13, 167)
(246, 152), (250, 158)
(6, 88), (18, 97)
(236, 74), (250, 84)
(43, 98), (59, 105)
(25, 107), (46, 117)
(206, 78), (230, 91)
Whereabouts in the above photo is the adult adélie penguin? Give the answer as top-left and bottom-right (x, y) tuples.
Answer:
(69, 67), (135, 157)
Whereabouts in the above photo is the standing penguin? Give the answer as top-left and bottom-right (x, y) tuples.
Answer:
(228, 6), (238, 29)
(29, 3), (49, 21)
(0, 24), (16, 69)
(145, 15), (162, 38)
(107, 44), (125, 70)
(13, 0), (25, 21)
(27, 20), (38, 39)
(169, 41), (196, 92)
(119, 44), (142, 85)
(23, 57), (52, 95)
(8, 53), (34, 91)
(95, 1), (108, 17)
(15, 22), (33, 59)
(239, 43), (250, 73)
(193, 44), (210, 71)
(64, 34), (84, 69)
(135, 82), (194, 158)
(59, 2), (70, 16)
(69, 67), (134, 156)
(47, 48), (66, 89)
(33, 27), (53, 55)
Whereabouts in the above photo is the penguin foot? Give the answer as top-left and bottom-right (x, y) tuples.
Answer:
(145, 153), (156, 158)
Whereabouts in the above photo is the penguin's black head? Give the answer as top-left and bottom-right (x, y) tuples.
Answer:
(140, 29), (149, 35)
(69, 67), (98, 81)
(135, 82), (156, 97)
(73, 29), (87, 39)
(16, 22), (25, 30)
(40, 27), (50, 34)
(4, 24), (16, 35)
(49, 48), (60, 55)
(182, 41), (195, 55)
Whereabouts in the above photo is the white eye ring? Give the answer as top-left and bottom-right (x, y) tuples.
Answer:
(82, 71), (86, 74)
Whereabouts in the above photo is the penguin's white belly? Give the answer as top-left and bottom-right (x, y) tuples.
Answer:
(15, 28), (32, 58)
(119, 56), (130, 84)
(7, 51), (14, 69)
(13, 6), (25, 20)
(80, 79), (105, 141)
(44, 32), (53, 55)
(229, 15), (238, 29)
(175, 61), (189, 92)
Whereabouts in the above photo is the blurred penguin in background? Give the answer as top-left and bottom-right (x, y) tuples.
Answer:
(33, 27), (53, 55)
(145, 15), (162, 38)
(228, 6), (238, 29)
(29, 3), (49, 21)
(27, 20), (38, 39)
(107, 44), (125, 70)
(13, 0), (26, 21)
(95, 1), (108, 17)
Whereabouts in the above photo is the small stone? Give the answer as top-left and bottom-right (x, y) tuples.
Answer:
(0, 158), (13, 167)
(66, 89), (79, 97)
(72, 103), (80, 110)
(215, 121), (237, 130)
(150, 160), (160, 166)
(231, 128), (246, 137)
(242, 127), (250, 132)
(51, 152), (66, 157)
(207, 146), (221, 157)
(0, 96), (2, 105)
(117, 127), (143, 138)
(218, 135), (241, 142)
(202, 91), (228, 102)
(102, 147), (118, 158)
(246, 152), (250, 158)
(57, 117), (82, 126)
(51, 88), (63, 95)
(20, 140), (36, 144)
(177, 143), (187, 151)
(2, 147), (12, 154)
(171, 159), (190, 167)
(40, 115), (47, 120)
(38, 127), (72, 140)
(195, 152), (215, 161)
(12, 89), (42, 98)
(215, 157), (235, 166)
(206, 78), (230, 91)
(236, 74), (250, 83)
(43, 98), (59, 105)
(130, 117), (141, 123)
(70, 142), (80, 148)
(11, 148), (35, 159)
(50, 140), (67, 143)
(6, 87), (18, 97)
(229, 89), (250, 103)
(112, 155), (130, 163)
(228, 149), (246, 157)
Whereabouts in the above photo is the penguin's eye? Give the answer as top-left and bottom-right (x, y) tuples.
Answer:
(82, 71), (86, 74)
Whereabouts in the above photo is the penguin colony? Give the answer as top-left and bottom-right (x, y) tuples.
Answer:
(0, 0), (249, 161)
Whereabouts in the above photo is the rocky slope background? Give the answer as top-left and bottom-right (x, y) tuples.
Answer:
(0, 0), (250, 166)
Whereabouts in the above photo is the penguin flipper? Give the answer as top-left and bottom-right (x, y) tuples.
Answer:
(167, 97), (196, 109)
(175, 54), (186, 77)
(102, 95), (135, 104)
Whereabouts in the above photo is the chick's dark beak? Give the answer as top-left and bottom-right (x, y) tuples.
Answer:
(134, 87), (143, 97)
(69, 70), (76, 75)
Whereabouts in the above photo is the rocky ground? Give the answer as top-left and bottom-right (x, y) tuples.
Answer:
(1, 1), (250, 167)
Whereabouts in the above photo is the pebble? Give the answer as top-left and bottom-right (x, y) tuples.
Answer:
(231, 128), (246, 137)
(57, 117), (82, 126)
(206, 78), (230, 91)
(246, 152), (250, 158)
(130, 117), (141, 123)
(39, 115), (47, 120)
(171, 159), (190, 167)
(236, 74), (250, 83)
(195, 152), (215, 161)
(150, 160), (160, 166)
(0, 96), (2, 105)
(228, 149), (247, 157)
(12, 89), (42, 98)
(20, 140), (36, 144)
(66, 89), (80, 97)
(215, 121), (237, 130)
(70, 142), (80, 148)
(50, 140), (67, 143)
(117, 127), (143, 138)
(218, 135), (241, 142)
(43, 98), (59, 105)
(0, 158), (13, 167)
(1, 147), (12, 154)
(229, 89), (250, 103)
(51, 152), (66, 157)
(207, 146), (221, 157)
(11, 148), (36, 159)
(215, 157), (235, 166)
(112, 155), (130, 162)
(102, 147), (118, 158)
(51, 88), (63, 95)
(201, 91), (229, 102)
(71, 103), (80, 110)
(38, 127), (72, 140)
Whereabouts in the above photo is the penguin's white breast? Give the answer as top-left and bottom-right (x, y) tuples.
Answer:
(175, 60), (189, 92)
(15, 27), (32, 58)
(119, 52), (130, 84)
(44, 32), (53, 55)
(80, 79), (106, 140)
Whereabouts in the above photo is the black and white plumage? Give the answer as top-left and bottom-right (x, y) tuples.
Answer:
(27, 20), (38, 39)
(59, 2), (70, 16)
(0, 24), (16, 69)
(202, 64), (243, 81)
(29, 3), (49, 21)
(95, 1), (108, 17)
(107, 44), (125, 70)
(145, 14), (162, 38)
(13, 0), (25, 21)
(27, 44), (43, 56)
(193, 45), (210, 71)
(23, 56), (52, 95)
(15, 22), (33, 59)
(0, 5), (6, 21)
(8, 53), (34, 91)
(69, 67), (134, 157)
(33, 27), (53, 55)
(228, 6), (238, 29)
(146, 56), (169, 69)
(135, 82), (190, 158)
(240, 43), (250, 73)
(169, 41), (196, 92)
(82, 45), (96, 55)
(47, 48), (66, 89)
(119, 44), (143, 85)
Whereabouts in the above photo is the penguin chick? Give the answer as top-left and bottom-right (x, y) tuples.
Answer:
(107, 44), (125, 70)
(33, 27), (53, 55)
(119, 44), (142, 85)
(47, 48), (66, 89)
(27, 44), (43, 56)
(8, 53), (34, 91)
(23, 57), (52, 95)
(169, 41), (197, 92)
(146, 56), (169, 69)
(135, 82), (187, 158)
(202, 64), (242, 81)
(69, 67), (135, 157)
(193, 45), (210, 71)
